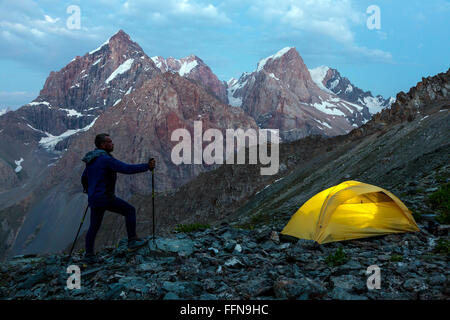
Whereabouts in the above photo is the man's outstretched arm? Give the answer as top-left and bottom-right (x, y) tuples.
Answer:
(105, 157), (152, 174)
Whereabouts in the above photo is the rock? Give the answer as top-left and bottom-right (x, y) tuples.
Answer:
(162, 281), (201, 297)
(137, 262), (162, 273)
(331, 275), (357, 291)
(378, 254), (391, 261)
(208, 247), (219, 255)
(330, 287), (368, 300)
(295, 239), (316, 249)
(17, 272), (48, 290)
(105, 283), (126, 300)
(163, 292), (180, 300)
(273, 277), (327, 300)
(224, 257), (245, 268)
(270, 231), (280, 243)
(403, 279), (427, 291)
(198, 293), (219, 300)
(427, 274), (446, 286)
(341, 260), (362, 270)
(148, 238), (195, 256)
(224, 240), (237, 253)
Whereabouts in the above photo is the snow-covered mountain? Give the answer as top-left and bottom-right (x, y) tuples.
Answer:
(0, 29), (164, 200)
(151, 55), (228, 104)
(309, 66), (395, 115)
(225, 47), (371, 141)
(0, 107), (11, 116)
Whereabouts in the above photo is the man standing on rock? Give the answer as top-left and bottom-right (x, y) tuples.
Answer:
(81, 133), (156, 264)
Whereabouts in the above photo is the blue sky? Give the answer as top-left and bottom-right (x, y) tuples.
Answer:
(1, 0), (449, 109)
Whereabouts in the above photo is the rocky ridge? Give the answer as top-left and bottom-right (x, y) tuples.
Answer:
(151, 55), (228, 104)
(0, 217), (448, 300)
(309, 66), (394, 115)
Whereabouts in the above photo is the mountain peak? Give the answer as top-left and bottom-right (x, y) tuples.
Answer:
(256, 47), (296, 72)
(87, 30), (138, 57)
(110, 29), (131, 40)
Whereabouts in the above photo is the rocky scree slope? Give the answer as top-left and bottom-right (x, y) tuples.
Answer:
(0, 221), (448, 300)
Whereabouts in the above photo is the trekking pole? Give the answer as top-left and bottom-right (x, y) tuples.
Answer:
(68, 204), (89, 259)
(151, 168), (156, 246)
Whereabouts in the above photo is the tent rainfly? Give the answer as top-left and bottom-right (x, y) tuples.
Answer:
(281, 181), (420, 244)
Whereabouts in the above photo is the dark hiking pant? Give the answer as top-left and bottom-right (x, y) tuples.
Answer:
(85, 197), (137, 254)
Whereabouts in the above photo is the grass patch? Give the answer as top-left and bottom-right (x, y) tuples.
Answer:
(236, 211), (272, 230)
(390, 254), (403, 262)
(427, 183), (450, 223)
(433, 238), (450, 256)
(325, 247), (348, 267)
(412, 210), (423, 222)
(174, 223), (210, 233)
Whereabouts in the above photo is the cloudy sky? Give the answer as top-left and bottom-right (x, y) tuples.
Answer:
(1, 0), (449, 109)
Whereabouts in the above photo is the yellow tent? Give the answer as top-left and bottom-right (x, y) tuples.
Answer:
(281, 181), (419, 244)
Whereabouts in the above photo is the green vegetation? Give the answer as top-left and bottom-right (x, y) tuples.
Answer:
(174, 223), (210, 233)
(236, 212), (272, 230)
(390, 254), (403, 262)
(412, 210), (423, 222)
(433, 238), (450, 256)
(428, 183), (450, 224)
(325, 247), (348, 267)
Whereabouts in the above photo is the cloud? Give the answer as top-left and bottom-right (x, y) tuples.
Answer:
(247, 0), (392, 64)
(44, 15), (60, 24)
(120, 0), (232, 24)
(249, 0), (363, 43)
(0, 90), (37, 109)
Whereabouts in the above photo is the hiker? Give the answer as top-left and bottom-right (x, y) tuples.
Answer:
(81, 133), (156, 263)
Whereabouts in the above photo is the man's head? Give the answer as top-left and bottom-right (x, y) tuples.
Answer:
(95, 133), (114, 152)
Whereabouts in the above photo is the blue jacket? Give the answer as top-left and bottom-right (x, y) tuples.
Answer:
(81, 149), (149, 208)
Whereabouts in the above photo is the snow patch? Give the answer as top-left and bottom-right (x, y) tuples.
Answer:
(125, 87), (133, 95)
(93, 58), (102, 66)
(151, 56), (164, 70)
(315, 119), (332, 129)
(268, 73), (280, 81)
(113, 99), (121, 106)
(227, 77), (248, 107)
(329, 79), (339, 90)
(14, 158), (24, 173)
(312, 101), (346, 116)
(60, 108), (83, 117)
(28, 101), (51, 107)
(105, 59), (134, 84)
(89, 40), (109, 55)
(363, 96), (385, 114)
(345, 84), (353, 93)
(257, 47), (293, 72)
(39, 117), (99, 151)
(308, 66), (333, 93)
(178, 60), (198, 76)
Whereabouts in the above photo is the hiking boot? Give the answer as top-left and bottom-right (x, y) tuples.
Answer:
(127, 238), (148, 251)
(82, 253), (99, 264)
